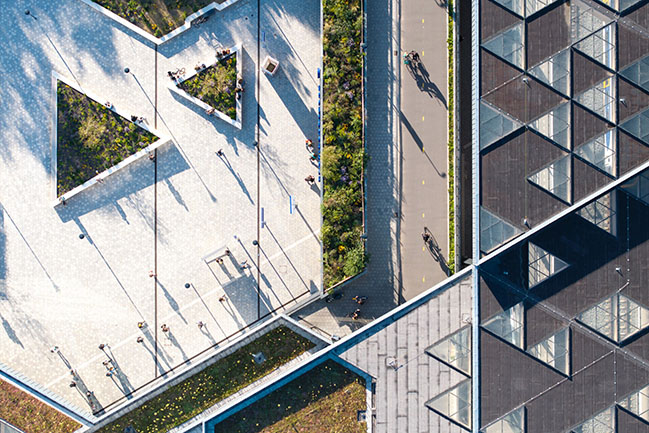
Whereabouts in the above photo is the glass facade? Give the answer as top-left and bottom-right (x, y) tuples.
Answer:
(483, 302), (525, 348)
(528, 155), (572, 203)
(568, 406), (615, 433)
(482, 23), (526, 69)
(480, 101), (524, 150)
(529, 102), (571, 149)
(577, 191), (617, 235)
(575, 78), (616, 123)
(427, 326), (472, 375)
(427, 379), (472, 429)
(574, 130), (616, 176)
(529, 50), (571, 96)
(574, 23), (616, 70)
(528, 242), (569, 288)
(619, 385), (649, 422)
(527, 327), (570, 374)
(480, 207), (523, 254)
(483, 407), (525, 433)
(577, 293), (649, 342)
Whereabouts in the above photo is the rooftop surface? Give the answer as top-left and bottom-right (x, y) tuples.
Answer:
(0, 0), (321, 420)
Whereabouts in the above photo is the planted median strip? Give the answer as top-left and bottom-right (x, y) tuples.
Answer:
(96, 326), (315, 433)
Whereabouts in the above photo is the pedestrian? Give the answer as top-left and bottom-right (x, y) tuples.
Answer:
(240, 260), (249, 269)
(130, 115), (138, 122)
(197, 321), (204, 329)
(410, 50), (420, 62)
(305, 139), (313, 148)
(161, 324), (169, 333)
(104, 101), (112, 109)
(219, 295), (227, 302)
(305, 175), (315, 185)
(216, 257), (224, 265)
(217, 149), (224, 156)
(69, 382), (76, 388)
(50, 346), (59, 353)
(352, 309), (361, 320)
(225, 249), (231, 256)
(98, 343), (105, 350)
(136, 336), (144, 343)
(206, 107), (216, 115)
(59, 197), (67, 206)
(149, 152), (156, 161)
(352, 296), (367, 305)
(403, 52), (411, 65)
(422, 232), (431, 243)
(138, 321), (145, 329)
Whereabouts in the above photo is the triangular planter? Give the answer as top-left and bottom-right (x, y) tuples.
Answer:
(51, 71), (171, 207)
(168, 43), (242, 130)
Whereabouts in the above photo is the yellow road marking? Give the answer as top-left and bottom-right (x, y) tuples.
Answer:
(422, 19), (425, 23)
(422, 213), (425, 218)
(422, 116), (425, 122)
(423, 246), (426, 251)
(422, 180), (425, 185)
(422, 276), (426, 283)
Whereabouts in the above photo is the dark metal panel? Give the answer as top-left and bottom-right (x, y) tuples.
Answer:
(572, 103), (611, 147)
(572, 155), (615, 203)
(481, 0), (520, 42)
(617, 406), (649, 432)
(615, 350), (649, 400)
(526, 2), (571, 67)
(572, 50), (612, 96)
(619, 130), (649, 175)
(625, 2), (649, 34)
(570, 325), (612, 372)
(618, 21), (649, 70)
(479, 273), (524, 322)
(481, 49), (521, 96)
(525, 353), (615, 433)
(482, 76), (566, 123)
(479, 330), (565, 427)
(481, 131), (568, 230)
(524, 302), (567, 348)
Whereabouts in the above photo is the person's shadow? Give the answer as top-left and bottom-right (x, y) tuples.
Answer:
(407, 60), (447, 108)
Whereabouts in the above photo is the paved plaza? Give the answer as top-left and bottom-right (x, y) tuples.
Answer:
(0, 0), (320, 418)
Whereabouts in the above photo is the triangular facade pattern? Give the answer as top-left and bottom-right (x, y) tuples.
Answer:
(426, 379), (472, 429)
(482, 23), (526, 69)
(528, 50), (571, 96)
(529, 102), (571, 149)
(574, 23), (616, 70)
(619, 384), (649, 423)
(528, 242), (569, 288)
(575, 77), (616, 123)
(480, 207), (523, 253)
(482, 407), (525, 433)
(480, 101), (524, 150)
(568, 406), (615, 433)
(426, 326), (471, 376)
(527, 155), (571, 203)
(574, 129), (616, 176)
(577, 191), (617, 235)
(483, 302), (525, 348)
(577, 293), (649, 343)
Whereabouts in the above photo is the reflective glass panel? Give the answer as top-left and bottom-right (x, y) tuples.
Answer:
(578, 294), (616, 340)
(620, 55), (649, 93)
(528, 243), (569, 288)
(575, 23), (615, 70)
(621, 169), (649, 205)
(483, 407), (525, 433)
(568, 406), (615, 433)
(480, 207), (523, 253)
(620, 107), (649, 145)
(574, 130), (616, 176)
(480, 101), (523, 150)
(571, 0), (612, 42)
(527, 327), (570, 374)
(529, 50), (570, 96)
(529, 102), (571, 149)
(427, 326), (471, 375)
(575, 78), (616, 123)
(483, 303), (524, 348)
(577, 191), (616, 235)
(528, 155), (571, 203)
(619, 384), (649, 422)
(427, 379), (472, 429)
(482, 23), (525, 69)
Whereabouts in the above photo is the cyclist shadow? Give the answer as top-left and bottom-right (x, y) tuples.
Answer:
(423, 227), (451, 276)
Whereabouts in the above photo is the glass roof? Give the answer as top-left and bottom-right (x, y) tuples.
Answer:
(427, 379), (472, 429)
(577, 293), (649, 342)
(529, 50), (570, 97)
(621, 169), (649, 205)
(483, 302), (524, 349)
(480, 101), (524, 150)
(577, 191), (617, 235)
(574, 130), (616, 177)
(527, 327), (570, 374)
(571, 0), (613, 42)
(620, 107), (649, 145)
(574, 23), (616, 70)
(483, 407), (525, 433)
(427, 326), (471, 376)
(480, 207), (523, 254)
(619, 54), (649, 93)
(528, 155), (571, 203)
(482, 23), (525, 69)
(529, 102), (571, 149)
(528, 242), (569, 288)
(567, 406), (615, 433)
(619, 384), (649, 422)
(575, 77), (616, 123)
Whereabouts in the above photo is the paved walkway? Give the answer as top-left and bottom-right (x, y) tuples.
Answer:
(293, 0), (451, 336)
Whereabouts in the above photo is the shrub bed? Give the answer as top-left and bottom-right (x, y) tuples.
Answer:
(0, 379), (81, 433)
(212, 358), (367, 433)
(322, 0), (366, 288)
(178, 56), (237, 120)
(56, 82), (158, 196)
(92, 0), (225, 37)
(96, 326), (315, 433)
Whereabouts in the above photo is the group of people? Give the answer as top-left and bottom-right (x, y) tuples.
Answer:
(304, 139), (319, 185)
(351, 295), (367, 320)
(216, 48), (232, 59)
(403, 50), (420, 65)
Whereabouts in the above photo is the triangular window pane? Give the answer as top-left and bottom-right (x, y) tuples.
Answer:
(527, 327), (570, 374)
(577, 293), (649, 342)
(529, 102), (571, 149)
(482, 23), (525, 69)
(574, 24), (616, 70)
(595, 0), (643, 11)
(620, 107), (649, 145)
(528, 243), (569, 288)
(427, 326), (471, 376)
(619, 384), (649, 422)
(426, 379), (472, 429)
(577, 191), (617, 235)
(529, 50), (570, 96)
(480, 101), (523, 150)
(571, 0), (613, 42)
(483, 407), (525, 433)
(480, 207), (523, 253)
(619, 294), (649, 341)
(492, 0), (524, 16)
(620, 55), (649, 93)
(574, 130), (616, 176)
(621, 169), (649, 205)
(483, 303), (524, 349)
(575, 77), (616, 123)
(526, 0), (560, 16)
(568, 406), (615, 433)
(528, 155), (571, 203)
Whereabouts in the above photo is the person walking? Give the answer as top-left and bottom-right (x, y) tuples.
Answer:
(305, 175), (315, 185)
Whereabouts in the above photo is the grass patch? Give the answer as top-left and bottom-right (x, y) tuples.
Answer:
(92, 0), (226, 37)
(322, 0), (366, 288)
(56, 81), (158, 196)
(447, 0), (455, 274)
(213, 358), (367, 433)
(96, 326), (315, 433)
(178, 56), (237, 120)
(0, 379), (81, 433)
